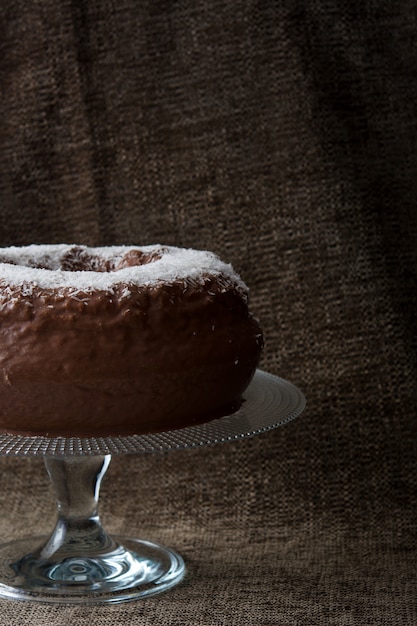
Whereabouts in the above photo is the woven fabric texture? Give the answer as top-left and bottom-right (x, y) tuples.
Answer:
(0, 0), (416, 624)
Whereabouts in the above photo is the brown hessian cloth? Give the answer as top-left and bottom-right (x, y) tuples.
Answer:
(0, 1), (416, 624)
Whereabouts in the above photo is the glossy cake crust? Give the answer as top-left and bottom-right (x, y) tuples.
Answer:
(0, 244), (263, 436)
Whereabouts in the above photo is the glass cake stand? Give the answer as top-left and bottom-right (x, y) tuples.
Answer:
(0, 370), (305, 605)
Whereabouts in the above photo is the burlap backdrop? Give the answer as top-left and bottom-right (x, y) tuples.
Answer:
(0, 1), (416, 624)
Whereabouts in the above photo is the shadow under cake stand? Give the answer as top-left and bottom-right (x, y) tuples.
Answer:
(0, 370), (305, 604)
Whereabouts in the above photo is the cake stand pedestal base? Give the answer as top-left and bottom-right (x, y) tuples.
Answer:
(0, 456), (185, 604)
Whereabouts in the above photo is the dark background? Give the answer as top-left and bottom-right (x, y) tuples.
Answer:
(0, 1), (416, 623)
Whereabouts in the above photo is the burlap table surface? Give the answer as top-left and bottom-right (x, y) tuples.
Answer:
(1, 1), (416, 624)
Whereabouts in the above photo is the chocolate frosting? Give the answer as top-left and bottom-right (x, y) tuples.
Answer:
(0, 245), (263, 436)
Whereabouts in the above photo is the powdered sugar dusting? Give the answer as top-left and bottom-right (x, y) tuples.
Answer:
(0, 244), (248, 293)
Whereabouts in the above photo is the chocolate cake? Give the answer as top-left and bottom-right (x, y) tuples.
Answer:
(0, 244), (263, 436)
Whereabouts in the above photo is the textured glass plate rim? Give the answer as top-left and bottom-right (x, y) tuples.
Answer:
(0, 370), (305, 457)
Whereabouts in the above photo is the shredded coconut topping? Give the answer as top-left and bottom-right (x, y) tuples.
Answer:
(0, 244), (248, 293)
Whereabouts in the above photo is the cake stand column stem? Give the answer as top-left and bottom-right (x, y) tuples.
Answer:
(40, 455), (115, 560)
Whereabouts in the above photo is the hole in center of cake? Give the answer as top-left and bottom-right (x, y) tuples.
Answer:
(60, 247), (161, 272)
